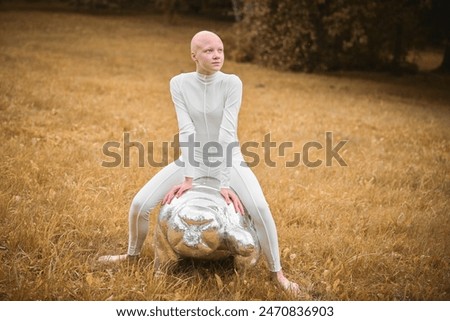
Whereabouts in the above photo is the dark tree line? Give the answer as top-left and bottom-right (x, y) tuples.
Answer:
(233, 0), (450, 73)
(21, 0), (450, 72)
(423, 0), (450, 72)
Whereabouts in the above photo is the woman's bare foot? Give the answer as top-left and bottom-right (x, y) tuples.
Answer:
(97, 254), (132, 263)
(272, 270), (301, 295)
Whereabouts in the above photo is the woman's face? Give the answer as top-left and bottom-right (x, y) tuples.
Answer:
(191, 34), (224, 75)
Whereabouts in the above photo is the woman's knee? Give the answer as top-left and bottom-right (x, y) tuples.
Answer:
(246, 201), (271, 223)
(129, 194), (152, 221)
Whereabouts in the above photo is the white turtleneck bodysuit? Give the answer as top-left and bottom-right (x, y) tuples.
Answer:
(128, 71), (282, 272)
(172, 71), (243, 187)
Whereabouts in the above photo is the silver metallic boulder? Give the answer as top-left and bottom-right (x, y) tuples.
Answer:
(153, 177), (260, 272)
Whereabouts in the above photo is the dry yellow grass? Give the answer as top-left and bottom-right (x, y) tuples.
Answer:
(1, 8), (449, 301)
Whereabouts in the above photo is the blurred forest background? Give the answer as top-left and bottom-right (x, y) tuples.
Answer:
(2, 0), (450, 73)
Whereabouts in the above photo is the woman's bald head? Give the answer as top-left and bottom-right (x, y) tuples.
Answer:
(190, 30), (224, 74)
(190, 30), (223, 54)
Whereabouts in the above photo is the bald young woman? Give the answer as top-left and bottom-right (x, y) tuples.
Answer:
(99, 31), (300, 295)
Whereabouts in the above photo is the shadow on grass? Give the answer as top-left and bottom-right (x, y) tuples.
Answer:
(315, 69), (450, 109)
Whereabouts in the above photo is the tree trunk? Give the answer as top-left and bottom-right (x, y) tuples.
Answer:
(437, 36), (450, 72)
(391, 22), (404, 75)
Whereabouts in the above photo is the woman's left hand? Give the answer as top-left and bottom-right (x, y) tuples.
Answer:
(220, 188), (244, 215)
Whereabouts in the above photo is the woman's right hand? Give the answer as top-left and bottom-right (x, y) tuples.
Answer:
(162, 177), (193, 205)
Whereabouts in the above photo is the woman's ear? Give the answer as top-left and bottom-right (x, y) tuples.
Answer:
(191, 52), (197, 62)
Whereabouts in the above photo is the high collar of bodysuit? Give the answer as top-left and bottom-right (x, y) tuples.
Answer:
(195, 71), (220, 85)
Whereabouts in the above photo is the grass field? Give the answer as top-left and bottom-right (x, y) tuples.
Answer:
(1, 7), (449, 301)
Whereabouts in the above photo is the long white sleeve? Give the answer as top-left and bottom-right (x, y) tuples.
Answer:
(218, 75), (242, 188)
(170, 76), (196, 178)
